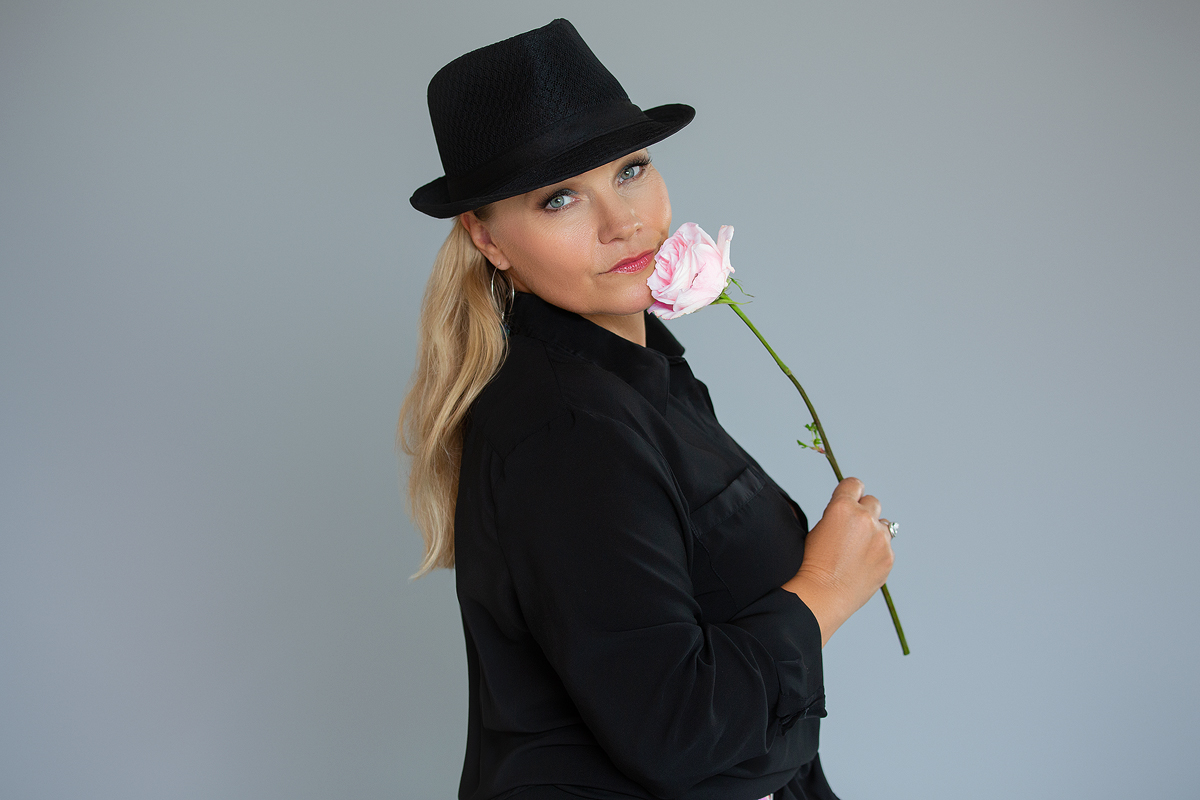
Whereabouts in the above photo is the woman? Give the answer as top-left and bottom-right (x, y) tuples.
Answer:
(400, 19), (894, 800)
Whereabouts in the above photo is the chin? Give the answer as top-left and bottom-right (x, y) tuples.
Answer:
(617, 285), (655, 315)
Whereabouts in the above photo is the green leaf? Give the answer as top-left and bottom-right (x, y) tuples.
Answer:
(728, 276), (754, 298)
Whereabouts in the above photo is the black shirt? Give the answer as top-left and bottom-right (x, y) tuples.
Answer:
(454, 292), (836, 800)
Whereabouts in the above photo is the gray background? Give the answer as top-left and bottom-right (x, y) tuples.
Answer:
(2, 1), (1197, 798)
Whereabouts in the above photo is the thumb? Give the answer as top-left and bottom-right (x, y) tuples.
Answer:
(830, 477), (864, 503)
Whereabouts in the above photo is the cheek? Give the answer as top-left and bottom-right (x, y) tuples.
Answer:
(494, 215), (561, 263)
(643, 180), (672, 233)
(506, 218), (594, 286)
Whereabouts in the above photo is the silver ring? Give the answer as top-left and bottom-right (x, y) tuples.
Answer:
(881, 519), (899, 539)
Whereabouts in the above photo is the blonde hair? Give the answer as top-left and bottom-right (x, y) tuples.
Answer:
(398, 213), (509, 577)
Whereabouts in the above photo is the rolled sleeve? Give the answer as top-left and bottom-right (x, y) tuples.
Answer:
(721, 588), (827, 729)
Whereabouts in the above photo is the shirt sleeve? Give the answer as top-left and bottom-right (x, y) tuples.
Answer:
(491, 408), (824, 797)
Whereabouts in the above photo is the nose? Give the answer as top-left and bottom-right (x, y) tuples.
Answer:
(596, 187), (641, 244)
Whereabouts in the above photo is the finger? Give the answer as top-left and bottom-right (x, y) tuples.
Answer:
(831, 477), (864, 502)
(860, 494), (882, 519)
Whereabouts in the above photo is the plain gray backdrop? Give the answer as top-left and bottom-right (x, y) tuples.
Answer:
(3, 1), (1198, 798)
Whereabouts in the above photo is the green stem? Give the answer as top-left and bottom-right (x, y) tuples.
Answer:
(724, 295), (910, 655)
(725, 300), (844, 481)
(881, 584), (909, 655)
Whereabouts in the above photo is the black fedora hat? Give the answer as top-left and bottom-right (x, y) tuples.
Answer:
(410, 19), (694, 218)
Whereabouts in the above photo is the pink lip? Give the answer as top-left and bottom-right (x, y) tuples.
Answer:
(606, 250), (655, 274)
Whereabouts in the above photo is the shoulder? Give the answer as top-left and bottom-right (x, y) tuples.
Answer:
(467, 333), (658, 460)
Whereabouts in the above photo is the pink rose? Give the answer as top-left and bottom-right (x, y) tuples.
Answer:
(647, 222), (734, 320)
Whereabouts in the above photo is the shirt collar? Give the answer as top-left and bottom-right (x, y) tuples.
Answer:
(506, 292), (685, 414)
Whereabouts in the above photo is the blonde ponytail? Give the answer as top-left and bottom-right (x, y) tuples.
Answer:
(398, 215), (509, 577)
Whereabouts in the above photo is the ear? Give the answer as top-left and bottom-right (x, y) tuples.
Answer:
(459, 212), (509, 270)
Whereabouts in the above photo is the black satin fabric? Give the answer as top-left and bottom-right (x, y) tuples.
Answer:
(453, 292), (838, 800)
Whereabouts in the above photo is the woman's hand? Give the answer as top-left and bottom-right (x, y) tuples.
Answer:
(782, 478), (895, 647)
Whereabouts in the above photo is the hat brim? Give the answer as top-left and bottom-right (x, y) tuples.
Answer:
(409, 103), (695, 219)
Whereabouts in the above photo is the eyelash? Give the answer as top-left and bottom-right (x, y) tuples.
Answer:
(540, 154), (653, 212)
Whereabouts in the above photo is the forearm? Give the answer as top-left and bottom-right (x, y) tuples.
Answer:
(781, 569), (853, 648)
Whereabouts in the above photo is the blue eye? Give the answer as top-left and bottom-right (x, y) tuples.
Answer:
(543, 191), (577, 211)
(620, 164), (643, 181)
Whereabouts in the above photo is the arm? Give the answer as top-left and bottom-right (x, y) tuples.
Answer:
(491, 410), (821, 797)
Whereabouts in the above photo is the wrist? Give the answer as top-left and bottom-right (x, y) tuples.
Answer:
(782, 568), (851, 648)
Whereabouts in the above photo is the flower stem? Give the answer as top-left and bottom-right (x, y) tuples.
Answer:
(723, 295), (909, 655)
(724, 300), (844, 481)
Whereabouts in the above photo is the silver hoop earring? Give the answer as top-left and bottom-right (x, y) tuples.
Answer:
(489, 267), (515, 327)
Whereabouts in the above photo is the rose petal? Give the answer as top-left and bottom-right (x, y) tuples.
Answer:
(648, 222), (732, 317)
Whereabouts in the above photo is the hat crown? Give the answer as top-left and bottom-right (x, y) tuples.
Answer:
(427, 19), (630, 179)
(411, 19), (693, 218)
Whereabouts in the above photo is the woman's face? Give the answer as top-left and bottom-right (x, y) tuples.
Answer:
(460, 150), (671, 336)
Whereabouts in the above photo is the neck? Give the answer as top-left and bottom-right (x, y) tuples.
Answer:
(581, 310), (647, 347)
